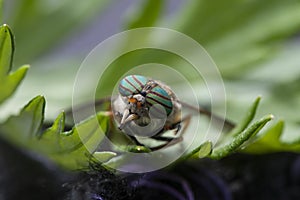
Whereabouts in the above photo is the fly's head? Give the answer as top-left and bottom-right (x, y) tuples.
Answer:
(112, 75), (180, 138)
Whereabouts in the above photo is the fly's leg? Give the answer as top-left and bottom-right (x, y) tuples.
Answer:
(167, 114), (192, 135)
(176, 114), (192, 136)
(148, 115), (192, 151)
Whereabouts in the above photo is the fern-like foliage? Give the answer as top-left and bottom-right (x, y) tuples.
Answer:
(0, 24), (28, 104)
(0, 19), (299, 171)
(0, 24), (116, 170)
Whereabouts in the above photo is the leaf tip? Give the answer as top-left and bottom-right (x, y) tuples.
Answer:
(1, 23), (9, 30)
(255, 95), (262, 103)
(0, 23), (13, 37)
(56, 111), (66, 121)
(21, 64), (30, 69)
(49, 111), (66, 133)
(35, 95), (46, 102)
(24, 95), (46, 112)
(264, 114), (274, 122)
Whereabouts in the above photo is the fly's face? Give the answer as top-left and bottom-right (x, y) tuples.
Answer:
(112, 75), (181, 137)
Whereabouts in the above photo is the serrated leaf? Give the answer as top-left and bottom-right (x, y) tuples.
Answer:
(38, 111), (111, 169)
(0, 95), (112, 169)
(210, 114), (273, 159)
(38, 111), (65, 151)
(0, 95), (45, 146)
(242, 120), (300, 154)
(0, 24), (28, 104)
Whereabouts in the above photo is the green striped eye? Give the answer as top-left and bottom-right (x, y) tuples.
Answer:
(118, 75), (173, 116)
(118, 75), (148, 96)
(146, 85), (173, 116)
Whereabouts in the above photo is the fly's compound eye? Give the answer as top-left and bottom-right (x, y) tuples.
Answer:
(146, 85), (173, 117)
(118, 75), (148, 96)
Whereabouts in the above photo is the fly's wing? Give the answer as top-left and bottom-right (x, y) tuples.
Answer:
(180, 101), (235, 132)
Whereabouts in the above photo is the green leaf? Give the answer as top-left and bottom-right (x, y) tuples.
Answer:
(230, 96), (261, 136)
(2, 1), (298, 170)
(197, 141), (213, 158)
(0, 24), (28, 104)
(0, 95), (45, 146)
(127, 0), (164, 29)
(37, 111), (111, 169)
(175, 0), (300, 77)
(215, 96), (262, 147)
(180, 141), (212, 161)
(37, 111), (66, 152)
(0, 24), (14, 75)
(0, 23), (114, 169)
(210, 114), (273, 159)
(0, 95), (114, 169)
(242, 120), (300, 154)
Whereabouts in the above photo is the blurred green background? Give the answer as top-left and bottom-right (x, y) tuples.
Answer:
(1, 0), (300, 143)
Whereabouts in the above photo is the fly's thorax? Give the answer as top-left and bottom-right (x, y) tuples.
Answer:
(141, 80), (157, 94)
(132, 94), (145, 102)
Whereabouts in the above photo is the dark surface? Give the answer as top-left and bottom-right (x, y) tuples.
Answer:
(1, 136), (300, 200)
(63, 161), (133, 200)
(0, 137), (132, 200)
(130, 154), (300, 200)
(0, 137), (67, 200)
(212, 153), (300, 200)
